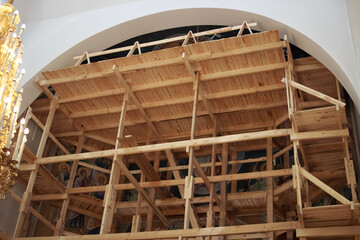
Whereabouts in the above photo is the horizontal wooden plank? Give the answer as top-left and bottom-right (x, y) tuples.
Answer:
(68, 83), (285, 119)
(15, 221), (300, 240)
(32, 194), (68, 201)
(299, 167), (351, 205)
(72, 23), (259, 60)
(79, 100), (287, 131)
(294, 63), (325, 72)
(19, 164), (37, 171)
(66, 169), (291, 194)
(290, 129), (349, 141)
(297, 226), (360, 238)
(284, 79), (345, 107)
(36, 129), (291, 164)
(41, 60), (285, 87)
(28, 207), (56, 231)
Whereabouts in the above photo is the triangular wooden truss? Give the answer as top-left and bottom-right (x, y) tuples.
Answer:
(182, 31), (197, 46)
(127, 41), (142, 57)
(74, 51), (90, 66)
(237, 21), (253, 36)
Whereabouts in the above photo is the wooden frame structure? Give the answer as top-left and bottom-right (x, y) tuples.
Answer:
(4, 22), (360, 240)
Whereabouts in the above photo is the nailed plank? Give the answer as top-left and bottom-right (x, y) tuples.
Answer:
(36, 129), (291, 164)
(290, 129), (349, 141)
(297, 226), (360, 238)
(299, 167), (351, 205)
(14, 222), (301, 240)
(72, 23), (259, 60)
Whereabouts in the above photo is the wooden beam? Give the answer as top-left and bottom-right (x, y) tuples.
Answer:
(164, 149), (201, 229)
(116, 160), (168, 226)
(182, 31), (197, 46)
(113, 65), (162, 140)
(35, 78), (54, 100)
(14, 221), (301, 240)
(32, 194), (68, 202)
(131, 173), (144, 233)
(146, 151), (160, 231)
(274, 113), (289, 128)
(294, 63), (326, 72)
(219, 143), (228, 226)
(54, 133), (85, 236)
(59, 79), (283, 107)
(50, 201), (103, 220)
(78, 161), (111, 174)
(237, 21), (254, 36)
(100, 91), (129, 234)
(299, 167), (351, 205)
(64, 169), (291, 195)
(37, 165), (65, 193)
(183, 67), (200, 230)
(13, 157), (66, 197)
(19, 164), (37, 172)
(28, 207), (56, 232)
(183, 53), (215, 122)
(282, 78), (345, 108)
(200, 63), (285, 81)
(127, 41), (141, 57)
(36, 129), (291, 164)
(113, 66), (173, 199)
(206, 135), (217, 229)
(73, 100), (286, 131)
(206, 120), (218, 231)
(290, 129), (349, 141)
(297, 226), (360, 238)
(13, 97), (58, 238)
(74, 51), (90, 66)
(120, 140), (172, 199)
(30, 112), (70, 155)
(36, 96), (59, 158)
(72, 23), (259, 60)
(41, 59), (284, 87)
(266, 134), (274, 240)
(116, 183), (292, 210)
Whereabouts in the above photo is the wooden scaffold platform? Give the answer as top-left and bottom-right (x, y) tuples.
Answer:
(5, 22), (360, 240)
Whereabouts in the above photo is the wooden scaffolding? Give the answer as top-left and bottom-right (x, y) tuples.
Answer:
(5, 22), (360, 240)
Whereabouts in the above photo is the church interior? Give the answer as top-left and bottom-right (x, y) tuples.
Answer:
(1, 2), (360, 240)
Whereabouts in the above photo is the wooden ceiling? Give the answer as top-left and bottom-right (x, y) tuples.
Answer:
(33, 30), (288, 152)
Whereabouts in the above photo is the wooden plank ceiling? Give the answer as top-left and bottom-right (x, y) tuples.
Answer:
(36, 30), (288, 152)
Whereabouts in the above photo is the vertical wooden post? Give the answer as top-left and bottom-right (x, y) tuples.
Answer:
(54, 133), (85, 236)
(293, 142), (304, 227)
(219, 143), (228, 227)
(285, 212), (294, 240)
(184, 72), (199, 230)
(230, 151), (238, 225)
(231, 151), (238, 194)
(266, 135), (274, 240)
(206, 128), (217, 230)
(131, 173), (144, 232)
(100, 91), (129, 234)
(13, 96), (58, 238)
(335, 79), (358, 203)
(146, 151), (160, 231)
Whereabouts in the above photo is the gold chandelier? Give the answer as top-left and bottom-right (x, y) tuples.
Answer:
(0, 0), (29, 199)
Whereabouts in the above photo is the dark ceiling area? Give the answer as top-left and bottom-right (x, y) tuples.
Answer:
(87, 25), (310, 63)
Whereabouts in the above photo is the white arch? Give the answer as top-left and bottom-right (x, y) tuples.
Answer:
(14, 0), (360, 113)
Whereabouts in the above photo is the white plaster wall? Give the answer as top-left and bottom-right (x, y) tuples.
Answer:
(346, 0), (360, 173)
(10, 0), (360, 114)
(0, 183), (25, 236)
